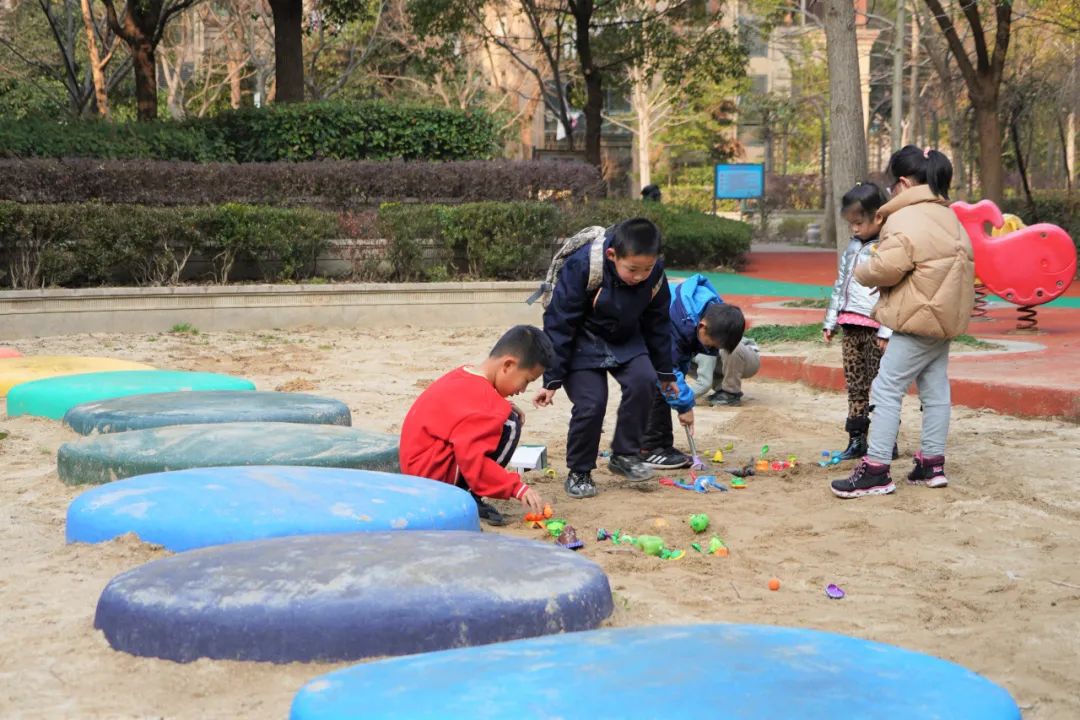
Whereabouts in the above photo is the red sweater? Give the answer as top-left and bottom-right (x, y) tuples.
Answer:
(399, 367), (528, 501)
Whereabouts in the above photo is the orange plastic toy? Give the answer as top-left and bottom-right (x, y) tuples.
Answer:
(524, 504), (554, 527)
(951, 200), (1076, 329)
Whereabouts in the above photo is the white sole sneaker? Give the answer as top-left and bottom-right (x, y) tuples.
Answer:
(831, 481), (896, 499)
(640, 453), (692, 470)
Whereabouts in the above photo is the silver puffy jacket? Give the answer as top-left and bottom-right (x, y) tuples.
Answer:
(824, 237), (893, 339)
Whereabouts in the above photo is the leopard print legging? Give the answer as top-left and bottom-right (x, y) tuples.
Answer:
(841, 324), (883, 418)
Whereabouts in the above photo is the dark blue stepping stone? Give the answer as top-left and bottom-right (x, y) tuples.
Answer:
(63, 391), (351, 435)
(291, 624), (1021, 720)
(7, 370), (254, 420)
(57, 422), (398, 485)
(66, 466), (479, 551)
(94, 532), (613, 663)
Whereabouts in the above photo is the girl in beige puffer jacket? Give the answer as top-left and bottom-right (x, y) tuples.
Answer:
(831, 146), (974, 499)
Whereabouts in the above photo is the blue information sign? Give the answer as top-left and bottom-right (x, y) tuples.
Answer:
(714, 163), (764, 199)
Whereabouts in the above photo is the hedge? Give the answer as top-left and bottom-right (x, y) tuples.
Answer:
(380, 200), (752, 281)
(0, 159), (606, 208)
(0, 101), (500, 162)
(1, 200), (752, 288)
(0, 203), (338, 288)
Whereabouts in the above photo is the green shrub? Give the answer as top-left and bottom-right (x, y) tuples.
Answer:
(775, 216), (812, 242)
(0, 203), (338, 288)
(0, 102), (500, 163)
(376, 203), (448, 281)
(445, 203), (560, 279)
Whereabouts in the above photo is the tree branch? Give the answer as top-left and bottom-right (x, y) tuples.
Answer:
(958, 0), (988, 71)
(922, 0), (979, 92)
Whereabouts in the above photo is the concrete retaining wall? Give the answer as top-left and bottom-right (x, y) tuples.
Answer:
(0, 282), (543, 340)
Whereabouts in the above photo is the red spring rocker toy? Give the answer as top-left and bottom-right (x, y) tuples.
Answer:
(951, 200), (1076, 330)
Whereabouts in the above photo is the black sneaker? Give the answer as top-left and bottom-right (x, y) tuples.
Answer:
(639, 447), (692, 469)
(471, 493), (507, 526)
(707, 390), (743, 407)
(608, 454), (655, 482)
(907, 453), (948, 488)
(565, 471), (598, 499)
(830, 459), (896, 499)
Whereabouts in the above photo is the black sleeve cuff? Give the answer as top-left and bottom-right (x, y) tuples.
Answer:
(656, 372), (676, 382)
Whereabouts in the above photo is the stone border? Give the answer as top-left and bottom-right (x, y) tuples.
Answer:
(0, 282), (542, 340)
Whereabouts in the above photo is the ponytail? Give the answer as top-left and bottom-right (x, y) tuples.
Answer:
(886, 145), (954, 200)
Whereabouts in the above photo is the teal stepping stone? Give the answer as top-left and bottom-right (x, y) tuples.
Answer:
(7, 370), (254, 420)
(63, 391), (351, 435)
(66, 466), (479, 550)
(57, 422), (398, 485)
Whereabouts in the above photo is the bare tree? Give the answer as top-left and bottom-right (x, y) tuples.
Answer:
(921, 0), (1012, 202)
(823, 0), (868, 251)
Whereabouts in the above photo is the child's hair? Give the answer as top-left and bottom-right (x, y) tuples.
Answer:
(489, 325), (555, 370)
(611, 217), (662, 258)
(841, 181), (888, 217)
(887, 145), (953, 199)
(641, 184), (662, 202)
(702, 303), (746, 353)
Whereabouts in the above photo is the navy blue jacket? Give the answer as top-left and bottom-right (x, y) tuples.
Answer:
(542, 229), (675, 390)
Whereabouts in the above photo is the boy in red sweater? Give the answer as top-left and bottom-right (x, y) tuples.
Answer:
(399, 325), (552, 526)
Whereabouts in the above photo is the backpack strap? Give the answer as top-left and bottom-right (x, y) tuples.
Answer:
(585, 233), (606, 294)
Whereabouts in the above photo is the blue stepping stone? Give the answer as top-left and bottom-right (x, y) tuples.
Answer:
(291, 624), (1021, 720)
(63, 391), (351, 435)
(94, 532), (613, 663)
(57, 422), (398, 485)
(66, 466), (479, 551)
(7, 370), (255, 420)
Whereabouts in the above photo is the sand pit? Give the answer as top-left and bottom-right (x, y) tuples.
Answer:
(1, 325), (1078, 718)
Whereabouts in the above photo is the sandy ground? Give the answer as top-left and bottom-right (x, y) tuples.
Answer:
(2, 325), (1079, 719)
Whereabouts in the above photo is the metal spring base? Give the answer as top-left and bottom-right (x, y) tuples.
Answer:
(1016, 305), (1038, 331)
(971, 285), (989, 319)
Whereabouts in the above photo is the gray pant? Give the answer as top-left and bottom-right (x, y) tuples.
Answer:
(867, 332), (952, 463)
(687, 339), (761, 397)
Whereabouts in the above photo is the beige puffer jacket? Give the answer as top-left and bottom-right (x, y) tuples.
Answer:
(854, 185), (974, 339)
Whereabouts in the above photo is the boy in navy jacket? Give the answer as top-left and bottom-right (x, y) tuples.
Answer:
(640, 274), (746, 468)
(533, 218), (677, 499)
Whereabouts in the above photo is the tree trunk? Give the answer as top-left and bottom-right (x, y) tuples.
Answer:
(79, 0), (109, 117)
(1009, 115), (1034, 215)
(569, 0), (602, 167)
(268, 0), (304, 103)
(823, 0), (869, 251)
(1068, 111), (1076, 192)
(632, 77), (652, 190)
(132, 38), (158, 120)
(973, 95), (1003, 203)
(228, 54), (243, 108)
(891, 0), (904, 151)
(907, 5), (919, 145)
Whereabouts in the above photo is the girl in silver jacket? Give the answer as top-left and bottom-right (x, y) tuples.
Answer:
(823, 182), (893, 460)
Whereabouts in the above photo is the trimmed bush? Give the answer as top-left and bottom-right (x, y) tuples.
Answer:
(0, 203), (338, 288)
(0, 101), (500, 162)
(444, 203), (560, 279)
(0, 159), (606, 208)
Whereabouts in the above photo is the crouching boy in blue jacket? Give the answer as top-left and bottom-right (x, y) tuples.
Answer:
(640, 274), (746, 468)
(534, 218), (677, 499)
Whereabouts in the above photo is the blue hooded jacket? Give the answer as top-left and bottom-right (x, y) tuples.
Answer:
(542, 227), (675, 390)
(665, 274), (723, 413)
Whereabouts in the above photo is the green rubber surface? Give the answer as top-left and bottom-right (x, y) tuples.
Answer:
(6, 370), (254, 420)
(57, 422), (400, 485)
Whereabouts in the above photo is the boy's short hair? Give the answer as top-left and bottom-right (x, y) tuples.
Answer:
(702, 303), (745, 353)
(489, 325), (555, 370)
(611, 218), (662, 258)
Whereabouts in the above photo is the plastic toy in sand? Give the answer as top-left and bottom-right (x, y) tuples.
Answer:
(524, 504), (554, 528)
(826, 584), (846, 599)
(659, 475), (727, 493)
(596, 529), (684, 560)
(688, 514), (710, 533)
(556, 526), (584, 550)
(691, 536), (728, 557)
(819, 450), (843, 467)
(731, 479), (746, 489)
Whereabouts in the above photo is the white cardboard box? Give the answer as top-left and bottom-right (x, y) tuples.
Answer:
(509, 444), (548, 472)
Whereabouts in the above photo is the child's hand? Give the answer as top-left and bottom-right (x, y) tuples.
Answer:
(678, 410), (694, 430)
(519, 487), (544, 515)
(659, 380), (679, 397)
(876, 337), (889, 351)
(510, 402), (526, 426)
(822, 328), (834, 344)
(533, 388), (556, 407)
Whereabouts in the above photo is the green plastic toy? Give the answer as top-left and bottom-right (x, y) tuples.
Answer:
(689, 513), (710, 533)
(708, 536), (727, 555)
(545, 519), (567, 538)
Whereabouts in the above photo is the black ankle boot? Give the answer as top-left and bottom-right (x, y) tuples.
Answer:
(837, 416), (869, 461)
